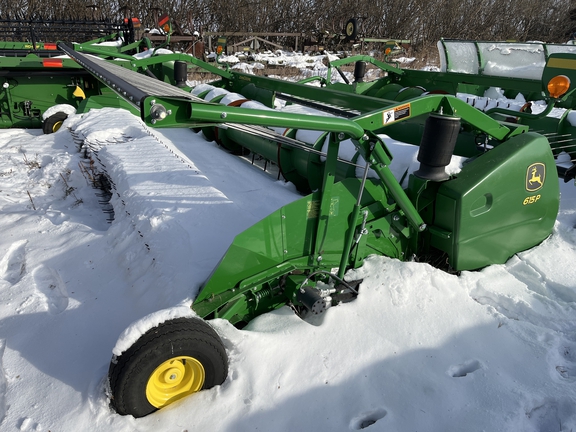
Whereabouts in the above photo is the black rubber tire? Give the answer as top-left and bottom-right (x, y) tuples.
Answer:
(42, 112), (68, 134)
(108, 317), (228, 418)
(345, 18), (358, 40)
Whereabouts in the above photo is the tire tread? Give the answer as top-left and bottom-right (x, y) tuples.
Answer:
(108, 318), (227, 417)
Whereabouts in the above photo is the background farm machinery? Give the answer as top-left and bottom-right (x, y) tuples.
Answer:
(1, 24), (576, 417)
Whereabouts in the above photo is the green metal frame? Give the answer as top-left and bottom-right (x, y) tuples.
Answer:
(137, 92), (554, 324)
(0, 27), (569, 334)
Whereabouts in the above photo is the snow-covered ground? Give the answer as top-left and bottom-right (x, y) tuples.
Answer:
(0, 99), (576, 432)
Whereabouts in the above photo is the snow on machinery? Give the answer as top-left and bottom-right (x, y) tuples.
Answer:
(1, 24), (576, 416)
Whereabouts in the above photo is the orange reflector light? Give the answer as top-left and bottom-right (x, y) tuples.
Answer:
(43, 58), (63, 68)
(385, 47), (391, 55)
(547, 75), (571, 99)
(44, 43), (57, 50)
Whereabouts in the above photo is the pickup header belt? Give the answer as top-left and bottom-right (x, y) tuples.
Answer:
(57, 42), (201, 108)
(57, 42), (361, 165)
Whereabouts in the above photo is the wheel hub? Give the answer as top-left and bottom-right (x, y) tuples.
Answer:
(145, 356), (205, 408)
(52, 121), (63, 133)
(164, 367), (181, 383)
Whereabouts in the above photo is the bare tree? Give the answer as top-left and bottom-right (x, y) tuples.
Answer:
(0, 0), (573, 46)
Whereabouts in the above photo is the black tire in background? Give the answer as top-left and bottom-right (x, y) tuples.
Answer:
(108, 317), (228, 418)
(345, 18), (358, 40)
(43, 112), (68, 134)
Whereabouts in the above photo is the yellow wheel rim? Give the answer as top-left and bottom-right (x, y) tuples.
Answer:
(346, 23), (354, 36)
(52, 121), (63, 133)
(145, 356), (205, 408)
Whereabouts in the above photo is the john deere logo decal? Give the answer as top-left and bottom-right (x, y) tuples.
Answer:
(526, 163), (545, 192)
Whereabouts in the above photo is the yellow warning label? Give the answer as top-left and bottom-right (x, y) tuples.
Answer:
(547, 57), (576, 70)
(383, 103), (411, 125)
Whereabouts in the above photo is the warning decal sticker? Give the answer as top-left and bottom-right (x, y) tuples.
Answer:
(383, 103), (411, 125)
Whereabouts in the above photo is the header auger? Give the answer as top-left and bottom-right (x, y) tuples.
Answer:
(1, 22), (575, 416)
